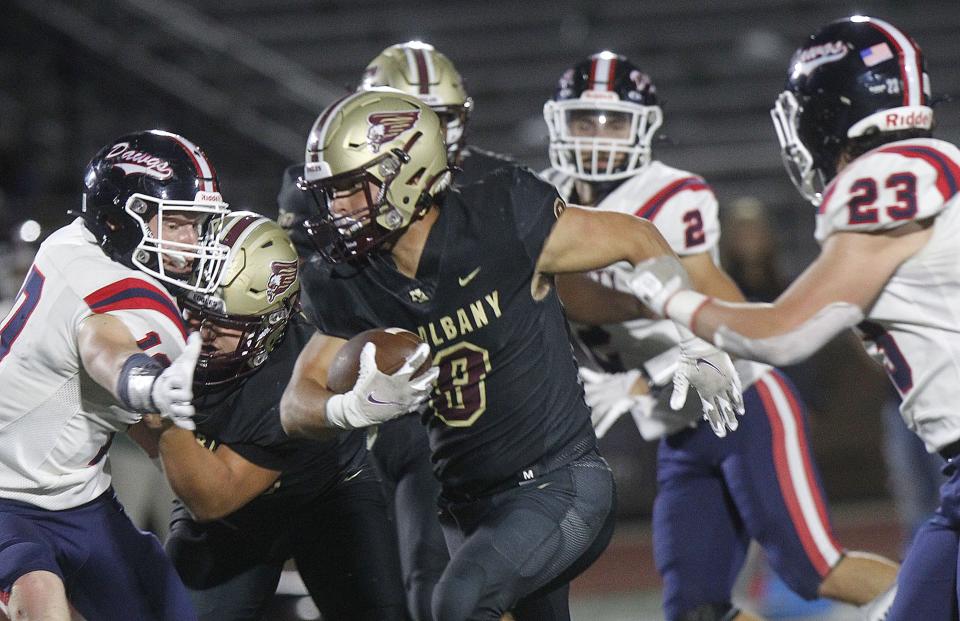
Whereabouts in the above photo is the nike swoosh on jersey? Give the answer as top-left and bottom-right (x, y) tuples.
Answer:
(458, 267), (481, 286)
(344, 469), (364, 482)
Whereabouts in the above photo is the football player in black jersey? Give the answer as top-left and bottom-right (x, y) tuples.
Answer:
(279, 89), (744, 621)
(153, 214), (408, 620)
(279, 42), (517, 621)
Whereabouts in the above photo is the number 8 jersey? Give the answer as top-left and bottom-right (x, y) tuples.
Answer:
(815, 137), (960, 452)
(0, 219), (187, 509)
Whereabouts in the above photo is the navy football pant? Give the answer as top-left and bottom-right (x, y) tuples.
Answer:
(0, 488), (196, 620)
(887, 455), (960, 620)
(655, 370), (843, 620)
(166, 463), (406, 621)
(433, 448), (615, 621)
(372, 414), (450, 621)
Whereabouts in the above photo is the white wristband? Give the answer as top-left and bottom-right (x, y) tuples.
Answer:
(664, 290), (710, 330)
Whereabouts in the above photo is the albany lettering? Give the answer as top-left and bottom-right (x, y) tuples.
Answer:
(417, 290), (502, 347)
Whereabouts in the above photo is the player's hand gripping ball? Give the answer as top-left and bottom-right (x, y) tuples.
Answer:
(326, 328), (433, 393)
(323, 328), (437, 430)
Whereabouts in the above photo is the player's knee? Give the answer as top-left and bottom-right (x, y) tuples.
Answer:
(9, 570), (68, 617)
(432, 562), (498, 621)
(676, 602), (739, 621)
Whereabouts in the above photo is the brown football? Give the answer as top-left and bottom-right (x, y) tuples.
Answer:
(326, 328), (432, 394)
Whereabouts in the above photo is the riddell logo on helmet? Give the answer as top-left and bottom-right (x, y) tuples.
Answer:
(105, 142), (173, 180)
(581, 90), (619, 102)
(884, 110), (932, 130)
(195, 192), (223, 204)
(366, 111), (420, 153)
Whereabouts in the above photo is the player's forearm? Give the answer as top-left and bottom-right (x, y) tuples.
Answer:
(538, 209), (676, 275)
(279, 378), (339, 441)
(669, 296), (861, 366)
(556, 273), (654, 324)
(78, 314), (149, 403)
(157, 427), (244, 521)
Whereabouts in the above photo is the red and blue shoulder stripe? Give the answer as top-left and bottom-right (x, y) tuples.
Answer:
(878, 144), (960, 202)
(84, 278), (186, 339)
(634, 176), (710, 221)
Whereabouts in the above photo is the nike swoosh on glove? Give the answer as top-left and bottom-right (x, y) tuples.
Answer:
(670, 332), (745, 438)
(325, 342), (440, 430)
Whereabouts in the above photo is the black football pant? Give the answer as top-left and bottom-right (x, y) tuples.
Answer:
(433, 449), (616, 621)
(165, 462), (406, 621)
(372, 414), (451, 621)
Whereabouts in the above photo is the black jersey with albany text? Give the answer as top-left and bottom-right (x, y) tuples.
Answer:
(300, 166), (594, 495)
(175, 315), (366, 523)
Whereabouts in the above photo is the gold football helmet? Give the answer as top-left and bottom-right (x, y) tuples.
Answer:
(361, 41), (472, 164)
(180, 212), (300, 388)
(298, 88), (451, 263)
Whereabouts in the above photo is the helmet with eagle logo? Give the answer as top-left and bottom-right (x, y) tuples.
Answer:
(297, 88), (451, 263)
(179, 213), (300, 390)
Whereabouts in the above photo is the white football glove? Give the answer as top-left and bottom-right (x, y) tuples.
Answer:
(325, 342), (439, 430)
(672, 331), (745, 438)
(151, 332), (202, 431)
(579, 368), (655, 439)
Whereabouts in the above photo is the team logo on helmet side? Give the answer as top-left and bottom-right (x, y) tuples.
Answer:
(628, 70), (655, 101)
(366, 111), (420, 153)
(104, 142), (174, 180)
(794, 41), (849, 76)
(266, 260), (298, 303)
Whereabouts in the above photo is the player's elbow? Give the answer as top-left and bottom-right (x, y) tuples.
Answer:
(624, 216), (673, 266)
(279, 385), (335, 440)
(279, 389), (305, 438)
(186, 500), (232, 523)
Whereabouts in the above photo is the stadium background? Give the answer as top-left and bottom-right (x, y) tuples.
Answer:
(1, 1), (958, 618)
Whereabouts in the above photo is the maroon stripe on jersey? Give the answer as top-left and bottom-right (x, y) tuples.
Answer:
(634, 177), (709, 221)
(413, 49), (431, 94)
(878, 144), (960, 201)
